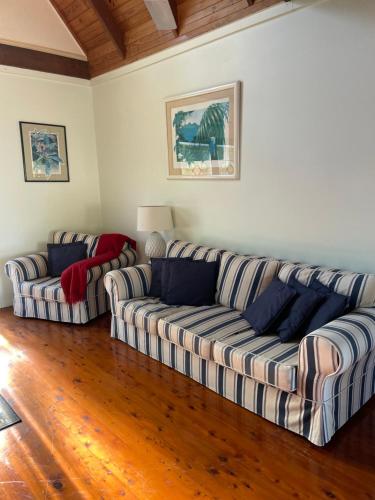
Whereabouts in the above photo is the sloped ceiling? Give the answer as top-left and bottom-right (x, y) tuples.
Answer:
(0, 0), (85, 59)
(0, 0), (283, 79)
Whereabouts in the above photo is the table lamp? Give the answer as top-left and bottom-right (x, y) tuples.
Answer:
(137, 205), (174, 258)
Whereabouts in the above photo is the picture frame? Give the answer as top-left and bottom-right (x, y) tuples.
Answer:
(19, 121), (70, 182)
(165, 81), (241, 180)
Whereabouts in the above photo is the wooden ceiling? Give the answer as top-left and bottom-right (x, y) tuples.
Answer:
(48, 0), (283, 78)
(0, 1), (284, 79)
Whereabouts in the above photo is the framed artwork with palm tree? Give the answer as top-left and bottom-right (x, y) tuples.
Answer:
(165, 82), (240, 179)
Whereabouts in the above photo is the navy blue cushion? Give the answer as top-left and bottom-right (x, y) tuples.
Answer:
(303, 279), (348, 334)
(276, 277), (324, 342)
(241, 278), (296, 335)
(149, 257), (192, 298)
(164, 260), (219, 306)
(47, 242), (88, 278)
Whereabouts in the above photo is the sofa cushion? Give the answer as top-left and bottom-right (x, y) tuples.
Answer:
(276, 277), (324, 342)
(166, 240), (222, 263)
(117, 298), (193, 336)
(149, 257), (192, 298)
(213, 331), (299, 392)
(304, 279), (348, 334)
(164, 260), (219, 306)
(241, 278), (297, 335)
(279, 263), (375, 309)
(158, 305), (251, 360)
(216, 252), (281, 311)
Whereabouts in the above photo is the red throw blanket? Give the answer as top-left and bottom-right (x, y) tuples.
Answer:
(61, 233), (136, 304)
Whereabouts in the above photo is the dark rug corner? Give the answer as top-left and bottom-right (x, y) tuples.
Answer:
(0, 394), (21, 431)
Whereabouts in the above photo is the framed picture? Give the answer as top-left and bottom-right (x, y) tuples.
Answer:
(166, 81), (240, 180)
(19, 121), (70, 182)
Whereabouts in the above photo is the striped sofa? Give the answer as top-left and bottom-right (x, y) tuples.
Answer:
(104, 240), (375, 446)
(5, 231), (137, 324)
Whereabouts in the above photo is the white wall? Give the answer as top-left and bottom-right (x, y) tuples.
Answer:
(0, 69), (102, 307)
(92, 0), (375, 273)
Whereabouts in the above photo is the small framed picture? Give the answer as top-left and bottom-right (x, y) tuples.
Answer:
(165, 81), (241, 180)
(19, 121), (70, 182)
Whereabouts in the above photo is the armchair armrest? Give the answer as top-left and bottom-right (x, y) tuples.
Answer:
(5, 252), (48, 284)
(298, 308), (375, 401)
(87, 247), (137, 284)
(104, 264), (151, 314)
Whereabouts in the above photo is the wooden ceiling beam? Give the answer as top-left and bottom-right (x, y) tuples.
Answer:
(0, 43), (90, 79)
(87, 0), (126, 57)
(49, 0), (88, 56)
(144, 0), (178, 31)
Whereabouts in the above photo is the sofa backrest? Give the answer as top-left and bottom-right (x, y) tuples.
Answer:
(166, 240), (222, 263)
(53, 231), (99, 257)
(216, 251), (281, 311)
(279, 263), (375, 308)
(166, 239), (375, 311)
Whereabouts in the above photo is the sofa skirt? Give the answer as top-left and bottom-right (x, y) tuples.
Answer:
(111, 317), (374, 446)
(12, 293), (110, 324)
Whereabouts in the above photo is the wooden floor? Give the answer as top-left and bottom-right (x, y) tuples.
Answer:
(0, 309), (373, 499)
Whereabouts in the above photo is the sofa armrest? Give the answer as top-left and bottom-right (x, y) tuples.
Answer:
(297, 308), (375, 401)
(87, 247), (137, 283)
(5, 253), (48, 284)
(104, 264), (151, 314)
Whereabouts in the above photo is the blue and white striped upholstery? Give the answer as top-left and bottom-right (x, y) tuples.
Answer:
(14, 291), (109, 324)
(216, 252), (281, 311)
(166, 240), (222, 262)
(117, 298), (193, 336)
(105, 240), (375, 445)
(298, 308), (375, 401)
(53, 231), (99, 257)
(111, 318), (375, 446)
(104, 264), (151, 314)
(5, 253), (48, 283)
(158, 305), (250, 360)
(5, 231), (137, 324)
(20, 277), (64, 302)
(213, 332), (299, 392)
(279, 263), (375, 308)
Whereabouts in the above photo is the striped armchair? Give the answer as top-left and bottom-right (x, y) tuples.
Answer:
(104, 239), (375, 446)
(5, 231), (137, 324)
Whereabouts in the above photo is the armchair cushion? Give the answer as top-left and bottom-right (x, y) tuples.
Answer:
(20, 276), (64, 302)
(47, 242), (88, 277)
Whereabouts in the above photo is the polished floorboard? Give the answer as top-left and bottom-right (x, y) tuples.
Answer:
(0, 307), (373, 499)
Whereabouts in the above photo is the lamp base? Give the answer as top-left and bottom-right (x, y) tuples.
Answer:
(145, 231), (166, 259)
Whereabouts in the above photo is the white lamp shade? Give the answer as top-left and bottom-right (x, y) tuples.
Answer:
(137, 206), (173, 232)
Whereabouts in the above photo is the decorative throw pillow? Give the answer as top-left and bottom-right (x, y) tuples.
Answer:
(276, 277), (324, 342)
(241, 278), (296, 335)
(164, 260), (219, 306)
(303, 279), (349, 334)
(149, 257), (192, 298)
(47, 242), (88, 278)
